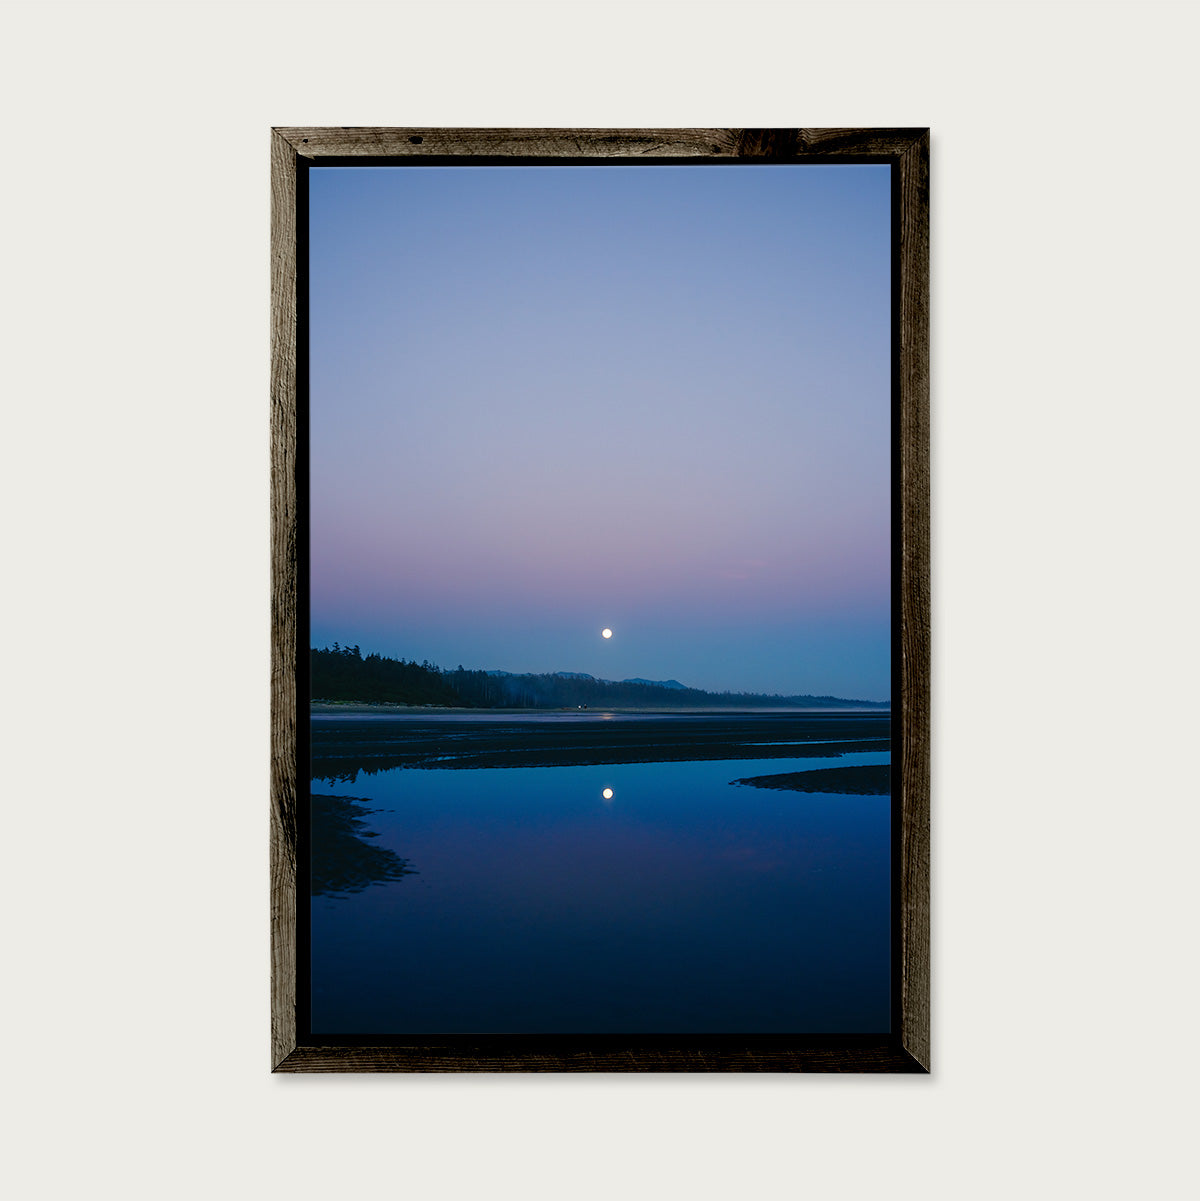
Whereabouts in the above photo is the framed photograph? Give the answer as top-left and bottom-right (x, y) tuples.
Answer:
(271, 128), (929, 1072)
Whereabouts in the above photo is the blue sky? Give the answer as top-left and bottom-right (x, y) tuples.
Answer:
(309, 163), (892, 699)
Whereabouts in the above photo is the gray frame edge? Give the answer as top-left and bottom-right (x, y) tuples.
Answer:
(269, 127), (930, 1073)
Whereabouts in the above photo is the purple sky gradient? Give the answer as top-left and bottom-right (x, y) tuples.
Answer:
(309, 164), (892, 699)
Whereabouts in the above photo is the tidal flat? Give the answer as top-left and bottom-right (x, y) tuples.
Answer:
(311, 709), (890, 778)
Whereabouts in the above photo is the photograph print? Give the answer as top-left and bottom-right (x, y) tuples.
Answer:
(281, 130), (929, 1069)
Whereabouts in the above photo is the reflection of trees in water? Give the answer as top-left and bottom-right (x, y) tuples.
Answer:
(310, 794), (416, 897)
(312, 762), (405, 786)
(312, 766), (369, 786)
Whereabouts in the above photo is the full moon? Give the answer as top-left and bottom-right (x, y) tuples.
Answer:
(601, 628), (612, 639)
(602, 788), (614, 800)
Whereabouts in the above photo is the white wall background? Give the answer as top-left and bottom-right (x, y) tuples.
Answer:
(2, 3), (1196, 1199)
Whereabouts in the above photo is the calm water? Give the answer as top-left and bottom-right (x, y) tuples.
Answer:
(309, 715), (891, 1034)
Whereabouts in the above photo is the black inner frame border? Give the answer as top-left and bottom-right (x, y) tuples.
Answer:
(293, 152), (912, 1063)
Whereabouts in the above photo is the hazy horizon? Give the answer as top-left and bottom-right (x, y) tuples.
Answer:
(309, 164), (892, 700)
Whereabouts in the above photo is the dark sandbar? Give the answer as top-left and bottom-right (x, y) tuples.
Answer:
(310, 794), (417, 896)
(732, 765), (891, 795)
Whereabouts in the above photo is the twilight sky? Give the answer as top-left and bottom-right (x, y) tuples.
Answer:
(309, 164), (891, 700)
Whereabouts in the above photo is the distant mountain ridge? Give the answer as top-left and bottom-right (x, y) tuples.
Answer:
(552, 671), (686, 690)
(311, 645), (888, 710)
(623, 676), (687, 691)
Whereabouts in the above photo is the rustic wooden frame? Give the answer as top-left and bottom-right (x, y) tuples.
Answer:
(271, 128), (929, 1073)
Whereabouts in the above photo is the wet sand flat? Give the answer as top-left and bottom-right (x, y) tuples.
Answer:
(311, 710), (889, 776)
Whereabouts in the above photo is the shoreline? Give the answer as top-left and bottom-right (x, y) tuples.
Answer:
(310, 702), (890, 717)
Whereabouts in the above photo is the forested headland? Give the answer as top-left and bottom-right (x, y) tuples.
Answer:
(311, 644), (887, 710)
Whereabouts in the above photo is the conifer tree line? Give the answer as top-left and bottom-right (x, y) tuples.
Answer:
(310, 644), (462, 706)
(310, 644), (885, 709)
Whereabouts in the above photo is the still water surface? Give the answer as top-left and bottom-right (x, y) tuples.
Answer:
(310, 728), (890, 1034)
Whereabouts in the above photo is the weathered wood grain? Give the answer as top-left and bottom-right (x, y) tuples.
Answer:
(897, 131), (931, 1071)
(274, 1044), (926, 1074)
(269, 128), (299, 1069)
(273, 126), (928, 161)
(269, 127), (930, 1073)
